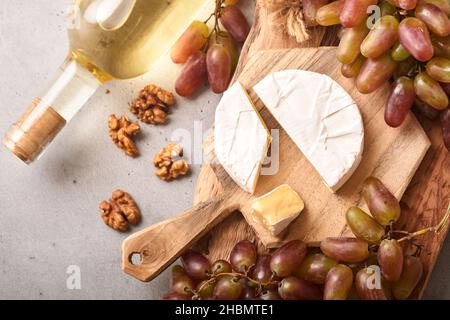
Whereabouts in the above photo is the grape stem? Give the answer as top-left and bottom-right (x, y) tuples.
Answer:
(397, 203), (450, 243)
(203, 12), (215, 24)
(389, 230), (410, 236)
(213, 0), (225, 37)
(194, 270), (278, 300)
(202, 0), (225, 52)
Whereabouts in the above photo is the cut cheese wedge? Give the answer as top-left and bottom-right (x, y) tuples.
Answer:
(253, 70), (364, 192)
(251, 184), (304, 236)
(214, 82), (272, 194)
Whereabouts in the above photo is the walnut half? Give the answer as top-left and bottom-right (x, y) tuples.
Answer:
(153, 143), (190, 181)
(130, 84), (176, 125)
(99, 189), (141, 232)
(108, 115), (141, 157)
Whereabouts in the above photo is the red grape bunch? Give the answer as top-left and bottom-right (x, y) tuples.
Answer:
(309, 0), (450, 151)
(163, 177), (450, 300)
(171, 0), (250, 97)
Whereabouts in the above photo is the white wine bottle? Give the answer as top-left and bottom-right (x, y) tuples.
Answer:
(3, 0), (208, 163)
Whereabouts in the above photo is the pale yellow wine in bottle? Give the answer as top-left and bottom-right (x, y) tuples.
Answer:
(3, 0), (207, 163)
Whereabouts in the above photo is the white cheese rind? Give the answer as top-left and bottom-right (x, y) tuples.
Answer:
(214, 82), (271, 194)
(253, 70), (364, 192)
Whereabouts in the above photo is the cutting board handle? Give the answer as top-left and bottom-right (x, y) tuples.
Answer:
(121, 195), (238, 282)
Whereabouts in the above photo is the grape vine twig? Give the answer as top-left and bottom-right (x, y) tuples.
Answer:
(397, 203), (450, 243)
(194, 270), (278, 300)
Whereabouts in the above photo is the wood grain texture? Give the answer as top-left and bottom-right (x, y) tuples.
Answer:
(395, 116), (450, 299)
(193, 0), (450, 298)
(122, 195), (239, 281)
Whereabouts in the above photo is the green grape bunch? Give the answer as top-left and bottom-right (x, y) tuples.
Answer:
(311, 0), (450, 151)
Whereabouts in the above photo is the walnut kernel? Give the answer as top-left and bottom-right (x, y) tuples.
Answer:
(108, 115), (140, 157)
(130, 84), (176, 125)
(100, 189), (140, 232)
(153, 144), (190, 181)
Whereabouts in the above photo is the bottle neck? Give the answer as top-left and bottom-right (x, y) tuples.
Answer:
(42, 57), (101, 120)
(3, 58), (101, 163)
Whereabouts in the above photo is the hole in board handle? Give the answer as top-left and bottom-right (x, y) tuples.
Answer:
(129, 252), (142, 266)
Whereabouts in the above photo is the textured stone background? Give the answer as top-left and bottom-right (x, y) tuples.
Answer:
(0, 0), (448, 299)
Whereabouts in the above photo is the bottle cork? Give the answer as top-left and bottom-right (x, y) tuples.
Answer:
(3, 98), (66, 164)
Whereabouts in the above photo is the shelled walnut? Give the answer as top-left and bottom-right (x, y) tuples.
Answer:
(99, 189), (141, 232)
(153, 143), (190, 181)
(130, 84), (176, 125)
(108, 115), (141, 157)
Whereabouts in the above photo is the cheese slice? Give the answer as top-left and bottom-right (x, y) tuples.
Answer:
(253, 70), (364, 192)
(251, 184), (304, 236)
(214, 82), (272, 194)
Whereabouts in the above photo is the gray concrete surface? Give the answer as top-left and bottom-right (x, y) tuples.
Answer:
(0, 0), (448, 300)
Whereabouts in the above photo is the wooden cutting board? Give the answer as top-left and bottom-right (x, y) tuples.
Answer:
(205, 46), (430, 246)
(121, 46), (430, 282)
(193, 0), (450, 299)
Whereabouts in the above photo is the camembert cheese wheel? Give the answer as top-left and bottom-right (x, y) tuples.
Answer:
(253, 70), (364, 192)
